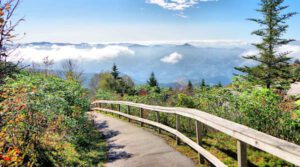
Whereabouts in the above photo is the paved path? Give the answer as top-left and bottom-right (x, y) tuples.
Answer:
(90, 112), (195, 167)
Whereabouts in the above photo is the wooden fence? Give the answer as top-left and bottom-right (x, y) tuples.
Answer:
(91, 100), (300, 167)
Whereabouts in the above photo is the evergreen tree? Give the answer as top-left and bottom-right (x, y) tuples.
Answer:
(148, 72), (160, 93)
(216, 81), (222, 88)
(187, 80), (193, 93)
(111, 63), (120, 80)
(148, 72), (158, 87)
(235, 0), (296, 89)
(200, 79), (206, 89)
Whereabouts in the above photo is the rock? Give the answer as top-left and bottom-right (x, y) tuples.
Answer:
(287, 82), (300, 96)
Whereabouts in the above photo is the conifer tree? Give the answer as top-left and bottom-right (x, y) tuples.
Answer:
(148, 72), (158, 87)
(111, 63), (120, 80)
(235, 0), (296, 89)
(216, 81), (222, 88)
(200, 79), (206, 89)
(187, 80), (193, 93)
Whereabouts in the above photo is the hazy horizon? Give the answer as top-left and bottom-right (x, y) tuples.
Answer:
(10, 40), (300, 87)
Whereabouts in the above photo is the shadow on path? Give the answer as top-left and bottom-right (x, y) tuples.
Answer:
(94, 120), (132, 163)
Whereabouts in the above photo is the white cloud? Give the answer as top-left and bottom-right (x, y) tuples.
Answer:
(239, 44), (300, 66)
(175, 12), (188, 18)
(278, 45), (300, 59)
(102, 40), (251, 48)
(161, 52), (183, 64)
(146, 0), (217, 11)
(240, 45), (300, 60)
(9, 45), (135, 63)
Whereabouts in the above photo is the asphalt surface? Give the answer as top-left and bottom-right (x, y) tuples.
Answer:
(90, 112), (196, 167)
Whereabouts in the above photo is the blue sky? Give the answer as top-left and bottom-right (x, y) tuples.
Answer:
(16, 0), (300, 43)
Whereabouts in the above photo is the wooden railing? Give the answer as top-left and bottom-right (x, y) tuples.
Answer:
(91, 100), (300, 167)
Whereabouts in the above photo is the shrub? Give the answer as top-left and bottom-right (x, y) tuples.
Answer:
(237, 89), (284, 135)
(177, 93), (195, 108)
(0, 72), (97, 166)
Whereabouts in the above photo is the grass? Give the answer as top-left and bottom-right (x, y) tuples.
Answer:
(95, 110), (292, 167)
(57, 120), (107, 166)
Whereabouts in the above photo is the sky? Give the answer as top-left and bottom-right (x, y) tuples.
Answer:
(15, 0), (300, 43)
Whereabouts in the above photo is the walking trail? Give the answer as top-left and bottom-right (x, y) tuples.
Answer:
(90, 112), (196, 167)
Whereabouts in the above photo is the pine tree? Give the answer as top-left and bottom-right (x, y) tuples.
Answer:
(235, 0), (296, 89)
(148, 72), (158, 87)
(216, 81), (222, 88)
(111, 63), (120, 80)
(187, 80), (193, 93)
(200, 79), (206, 89)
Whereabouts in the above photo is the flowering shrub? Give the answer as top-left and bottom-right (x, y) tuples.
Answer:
(0, 72), (92, 166)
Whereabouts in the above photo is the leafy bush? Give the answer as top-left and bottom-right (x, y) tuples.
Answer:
(0, 72), (105, 166)
(237, 89), (285, 135)
(177, 93), (195, 108)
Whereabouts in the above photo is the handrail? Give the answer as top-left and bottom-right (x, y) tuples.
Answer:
(91, 100), (300, 166)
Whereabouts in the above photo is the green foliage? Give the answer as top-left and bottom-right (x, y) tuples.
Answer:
(291, 65), (300, 82)
(296, 100), (300, 107)
(61, 59), (84, 84)
(122, 85), (169, 105)
(177, 93), (195, 108)
(238, 89), (283, 133)
(0, 61), (19, 85)
(94, 72), (299, 145)
(111, 63), (120, 80)
(96, 66), (135, 96)
(95, 88), (118, 100)
(0, 72), (105, 166)
(200, 79), (207, 89)
(235, 0), (296, 90)
(147, 72), (159, 90)
(186, 80), (193, 94)
(216, 81), (222, 88)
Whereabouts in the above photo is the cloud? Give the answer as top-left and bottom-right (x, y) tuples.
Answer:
(239, 44), (300, 66)
(146, 0), (217, 11)
(105, 40), (250, 48)
(10, 45), (135, 63)
(240, 45), (300, 60)
(161, 52), (183, 64)
(278, 45), (300, 60)
(175, 12), (188, 18)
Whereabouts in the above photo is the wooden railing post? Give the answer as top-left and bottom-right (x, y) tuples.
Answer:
(156, 111), (161, 134)
(176, 114), (180, 145)
(196, 121), (205, 164)
(140, 108), (144, 127)
(237, 140), (247, 167)
(118, 104), (121, 118)
(188, 118), (192, 132)
(111, 104), (113, 110)
(127, 106), (131, 122)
